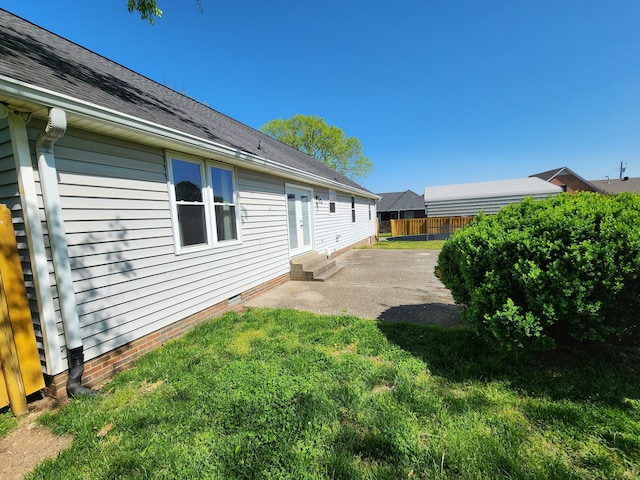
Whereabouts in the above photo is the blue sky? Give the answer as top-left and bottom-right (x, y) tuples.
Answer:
(3, 1), (639, 193)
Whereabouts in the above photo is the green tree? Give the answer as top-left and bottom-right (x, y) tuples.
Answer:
(127, 0), (163, 24)
(127, 1), (203, 24)
(260, 114), (373, 181)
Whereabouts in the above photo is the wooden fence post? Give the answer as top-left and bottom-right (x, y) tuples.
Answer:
(0, 204), (45, 414)
(0, 273), (28, 415)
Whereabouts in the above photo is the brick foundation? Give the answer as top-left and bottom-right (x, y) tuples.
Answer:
(44, 272), (290, 401)
(332, 235), (378, 257)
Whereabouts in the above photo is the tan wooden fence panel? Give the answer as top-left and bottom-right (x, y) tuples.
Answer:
(0, 204), (44, 415)
(390, 217), (474, 238)
(426, 216), (474, 237)
(390, 218), (427, 237)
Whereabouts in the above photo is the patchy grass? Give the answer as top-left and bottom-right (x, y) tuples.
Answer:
(29, 309), (639, 479)
(364, 239), (445, 250)
(0, 409), (17, 438)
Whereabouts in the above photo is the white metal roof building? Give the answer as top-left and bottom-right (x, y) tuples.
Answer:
(424, 177), (563, 217)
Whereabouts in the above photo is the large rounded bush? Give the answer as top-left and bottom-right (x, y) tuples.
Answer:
(436, 192), (640, 349)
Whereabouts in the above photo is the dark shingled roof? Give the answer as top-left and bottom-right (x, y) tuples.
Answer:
(0, 9), (369, 193)
(590, 177), (640, 194)
(376, 190), (425, 212)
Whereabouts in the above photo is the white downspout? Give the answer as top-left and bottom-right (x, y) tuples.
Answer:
(36, 108), (96, 397)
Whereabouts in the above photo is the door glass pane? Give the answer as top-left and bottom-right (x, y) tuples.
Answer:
(287, 192), (298, 250)
(300, 192), (311, 247)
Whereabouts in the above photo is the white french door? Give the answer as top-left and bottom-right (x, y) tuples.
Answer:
(286, 186), (313, 256)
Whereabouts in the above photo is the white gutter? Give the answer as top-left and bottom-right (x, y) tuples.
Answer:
(7, 111), (64, 375)
(0, 76), (379, 200)
(35, 108), (83, 351)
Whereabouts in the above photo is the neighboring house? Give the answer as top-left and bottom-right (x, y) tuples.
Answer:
(424, 177), (563, 217)
(376, 190), (425, 232)
(530, 166), (599, 193)
(424, 177), (562, 238)
(0, 10), (377, 399)
(590, 177), (640, 194)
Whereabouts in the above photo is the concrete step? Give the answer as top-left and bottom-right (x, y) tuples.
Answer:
(290, 253), (342, 281)
(313, 264), (344, 282)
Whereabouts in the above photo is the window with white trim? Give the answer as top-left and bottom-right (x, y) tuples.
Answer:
(328, 190), (336, 214)
(169, 155), (240, 250)
(210, 165), (237, 241)
(172, 158), (208, 247)
(351, 196), (356, 223)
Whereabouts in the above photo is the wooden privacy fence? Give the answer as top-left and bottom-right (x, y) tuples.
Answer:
(426, 216), (475, 238)
(390, 218), (426, 236)
(390, 216), (475, 238)
(0, 204), (44, 415)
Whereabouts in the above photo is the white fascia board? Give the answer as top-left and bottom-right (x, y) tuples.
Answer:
(0, 75), (377, 200)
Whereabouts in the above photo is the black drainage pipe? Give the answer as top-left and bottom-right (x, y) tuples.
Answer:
(66, 346), (100, 398)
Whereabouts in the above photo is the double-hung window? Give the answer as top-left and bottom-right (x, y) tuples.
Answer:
(169, 155), (240, 251)
(172, 158), (208, 247)
(210, 165), (237, 241)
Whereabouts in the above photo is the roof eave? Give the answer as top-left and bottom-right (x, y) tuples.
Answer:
(0, 75), (377, 199)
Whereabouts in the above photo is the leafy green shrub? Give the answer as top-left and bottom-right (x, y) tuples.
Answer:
(436, 192), (640, 349)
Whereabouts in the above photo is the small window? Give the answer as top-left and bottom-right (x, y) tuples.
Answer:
(329, 190), (336, 214)
(211, 165), (238, 241)
(351, 196), (356, 223)
(368, 202), (372, 221)
(172, 159), (208, 247)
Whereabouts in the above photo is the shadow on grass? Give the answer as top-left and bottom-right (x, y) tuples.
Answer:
(376, 321), (640, 407)
(378, 303), (462, 326)
(385, 235), (428, 241)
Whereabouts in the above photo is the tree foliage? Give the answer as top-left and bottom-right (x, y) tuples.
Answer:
(436, 192), (640, 350)
(127, 0), (163, 24)
(127, 0), (203, 24)
(260, 114), (373, 181)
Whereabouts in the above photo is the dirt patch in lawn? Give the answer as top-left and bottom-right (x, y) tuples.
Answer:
(0, 396), (73, 480)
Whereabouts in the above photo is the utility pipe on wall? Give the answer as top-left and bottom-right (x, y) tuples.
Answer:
(36, 108), (96, 397)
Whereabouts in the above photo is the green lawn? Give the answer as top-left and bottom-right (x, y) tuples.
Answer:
(25, 309), (639, 479)
(365, 239), (446, 250)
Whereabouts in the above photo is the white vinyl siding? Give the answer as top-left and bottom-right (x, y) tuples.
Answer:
(12, 121), (375, 372)
(312, 187), (376, 255)
(48, 128), (290, 363)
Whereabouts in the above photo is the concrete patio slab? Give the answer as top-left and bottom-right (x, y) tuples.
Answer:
(245, 249), (463, 326)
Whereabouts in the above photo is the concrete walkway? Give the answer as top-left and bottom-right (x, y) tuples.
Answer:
(245, 249), (462, 326)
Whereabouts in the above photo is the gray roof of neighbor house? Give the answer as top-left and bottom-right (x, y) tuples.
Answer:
(0, 9), (373, 196)
(590, 177), (640, 194)
(376, 190), (425, 213)
(424, 177), (562, 217)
